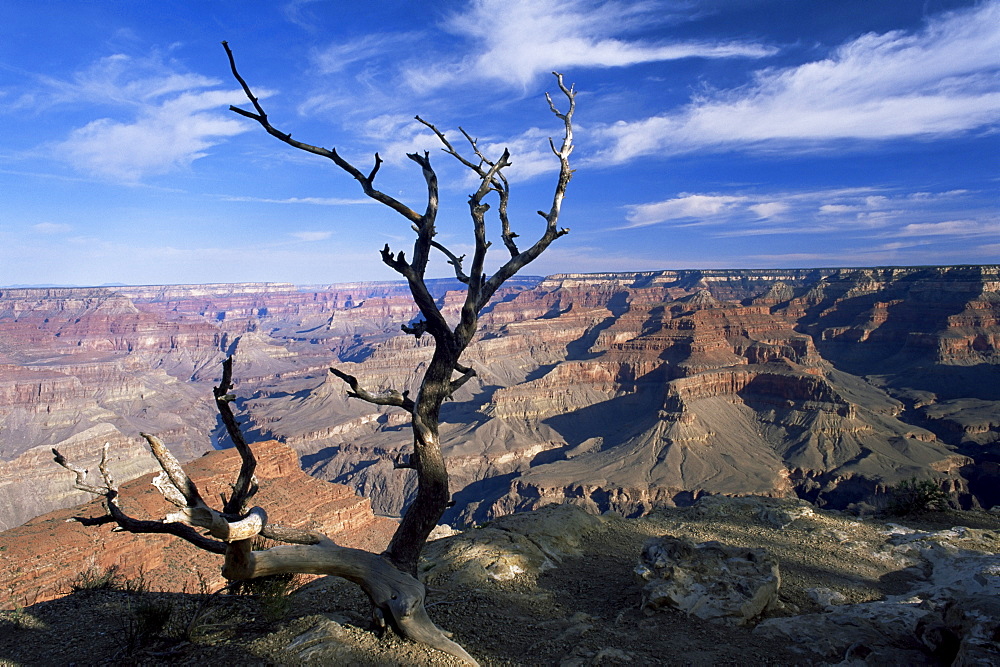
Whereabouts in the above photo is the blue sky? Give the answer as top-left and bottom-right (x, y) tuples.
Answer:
(1, 0), (997, 287)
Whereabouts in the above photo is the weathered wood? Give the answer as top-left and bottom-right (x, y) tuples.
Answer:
(56, 41), (576, 666)
(221, 540), (475, 663)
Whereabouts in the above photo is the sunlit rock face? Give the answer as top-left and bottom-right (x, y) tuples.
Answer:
(1, 267), (998, 529)
(0, 440), (397, 608)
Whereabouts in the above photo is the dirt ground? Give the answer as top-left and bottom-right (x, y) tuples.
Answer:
(2, 501), (998, 666)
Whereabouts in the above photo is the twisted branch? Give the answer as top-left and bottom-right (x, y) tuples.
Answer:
(329, 367), (416, 412)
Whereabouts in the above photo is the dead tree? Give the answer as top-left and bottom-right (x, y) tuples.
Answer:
(54, 42), (575, 665)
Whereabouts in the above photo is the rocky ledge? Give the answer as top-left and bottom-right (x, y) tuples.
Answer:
(2, 495), (997, 665)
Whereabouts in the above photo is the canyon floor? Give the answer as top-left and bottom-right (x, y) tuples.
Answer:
(3, 499), (999, 666)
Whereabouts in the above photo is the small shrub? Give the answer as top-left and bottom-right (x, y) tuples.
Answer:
(134, 599), (173, 637)
(116, 599), (175, 656)
(885, 477), (950, 516)
(230, 572), (300, 621)
(68, 564), (143, 593)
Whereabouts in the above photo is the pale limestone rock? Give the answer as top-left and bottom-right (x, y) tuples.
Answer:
(757, 502), (815, 529)
(755, 522), (1000, 664)
(428, 523), (461, 541)
(807, 586), (848, 607)
(284, 616), (349, 661)
(421, 504), (604, 586)
(635, 535), (780, 625)
(754, 601), (931, 663)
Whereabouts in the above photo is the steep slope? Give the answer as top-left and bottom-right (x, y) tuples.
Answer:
(262, 267), (995, 520)
(1, 267), (997, 530)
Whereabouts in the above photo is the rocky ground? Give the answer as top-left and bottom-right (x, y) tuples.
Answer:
(2, 497), (999, 666)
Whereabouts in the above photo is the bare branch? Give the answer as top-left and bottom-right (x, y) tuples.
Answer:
(448, 365), (477, 397)
(401, 320), (428, 339)
(53, 443), (227, 554)
(223, 41), (423, 225)
(417, 116), (518, 257)
(330, 367), (416, 412)
(430, 241), (470, 284)
(474, 72), (575, 311)
(52, 444), (109, 496)
(224, 42), (452, 345)
(214, 357), (258, 514)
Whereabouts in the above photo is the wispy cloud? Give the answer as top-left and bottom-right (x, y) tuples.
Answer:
(32, 222), (72, 234)
(595, 2), (1000, 162)
(749, 237), (1000, 268)
(23, 53), (251, 182)
(403, 0), (775, 90)
(312, 33), (421, 74)
(889, 219), (998, 238)
(57, 89), (247, 181)
(290, 231), (333, 241)
(625, 194), (746, 228)
(623, 186), (996, 242)
(222, 195), (373, 205)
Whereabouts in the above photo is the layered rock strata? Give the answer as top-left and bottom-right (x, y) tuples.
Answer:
(0, 440), (396, 609)
(1, 266), (997, 530)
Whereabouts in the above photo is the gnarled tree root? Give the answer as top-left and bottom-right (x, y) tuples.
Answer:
(223, 539), (477, 665)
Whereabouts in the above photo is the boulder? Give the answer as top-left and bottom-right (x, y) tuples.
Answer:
(755, 601), (932, 664)
(421, 504), (604, 587)
(635, 535), (780, 625)
(754, 522), (1000, 664)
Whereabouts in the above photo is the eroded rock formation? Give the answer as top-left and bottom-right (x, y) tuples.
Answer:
(1, 266), (997, 530)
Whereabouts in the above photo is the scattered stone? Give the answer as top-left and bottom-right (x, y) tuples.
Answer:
(635, 535), (780, 625)
(757, 502), (815, 529)
(938, 593), (1000, 665)
(593, 647), (633, 663)
(755, 518), (1000, 664)
(428, 523), (461, 541)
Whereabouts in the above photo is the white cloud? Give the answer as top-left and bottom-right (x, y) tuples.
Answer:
(595, 2), (1000, 161)
(312, 33), (419, 74)
(622, 186), (995, 243)
(818, 204), (858, 215)
(290, 231), (333, 241)
(625, 194), (747, 227)
(748, 202), (788, 219)
(32, 222), (72, 234)
(57, 89), (248, 181)
(893, 219), (998, 237)
(42, 53), (220, 107)
(223, 195), (372, 206)
(403, 0), (775, 90)
(35, 54), (251, 182)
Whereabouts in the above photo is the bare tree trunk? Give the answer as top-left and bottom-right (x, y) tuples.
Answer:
(54, 42), (577, 664)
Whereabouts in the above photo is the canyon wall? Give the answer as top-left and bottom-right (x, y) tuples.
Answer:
(0, 440), (397, 609)
(1, 266), (997, 531)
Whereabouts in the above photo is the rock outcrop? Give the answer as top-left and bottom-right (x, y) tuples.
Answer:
(752, 519), (1000, 665)
(1, 266), (998, 530)
(636, 535), (781, 625)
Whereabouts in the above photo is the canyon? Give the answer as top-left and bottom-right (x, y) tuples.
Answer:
(0, 266), (998, 533)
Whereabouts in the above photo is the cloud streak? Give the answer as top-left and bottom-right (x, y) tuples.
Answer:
(403, 0), (775, 90)
(596, 2), (1000, 162)
(57, 89), (247, 181)
(223, 195), (373, 206)
(26, 53), (251, 182)
(623, 187), (996, 242)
